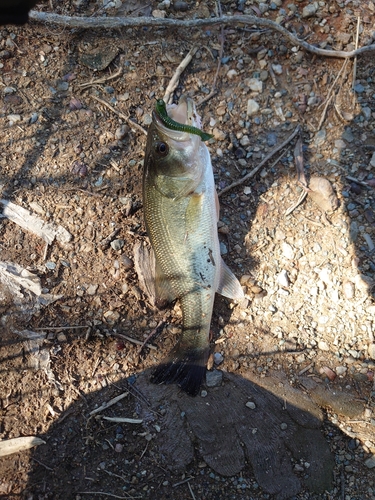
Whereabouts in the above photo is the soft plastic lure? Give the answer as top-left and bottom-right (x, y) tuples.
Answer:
(155, 99), (213, 142)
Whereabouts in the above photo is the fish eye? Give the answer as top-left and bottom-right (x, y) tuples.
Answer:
(155, 141), (169, 156)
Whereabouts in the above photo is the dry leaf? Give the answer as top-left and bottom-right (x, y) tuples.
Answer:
(308, 176), (339, 212)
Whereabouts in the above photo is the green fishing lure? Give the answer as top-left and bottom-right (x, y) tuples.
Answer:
(155, 99), (213, 142)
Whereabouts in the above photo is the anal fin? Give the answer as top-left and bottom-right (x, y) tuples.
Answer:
(217, 259), (244, 300)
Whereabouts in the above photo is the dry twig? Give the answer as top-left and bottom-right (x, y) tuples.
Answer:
(34, 325), (88, 330)
(89, 392), (129, 416)
(188, 482), (197, 500)
(285, 190), (307, 217)
(218, 125), (300, 196)
(90, 95), (147, 136)
(163, 46), (198, 104)
(102, 416), (143, 424)
(29, 12), (375, 59)
(317, 58), (348, 109)
(139, 320), (166, 354)
(79, 492), (141, 499)
(316, 93), (334, 132)
(112, 332), (157, 350)
(80, 67), (123, 89)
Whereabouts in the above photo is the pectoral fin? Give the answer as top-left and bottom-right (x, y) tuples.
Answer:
(217, 259), (244, 300)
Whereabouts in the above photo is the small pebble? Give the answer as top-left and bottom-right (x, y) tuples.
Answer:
(281, 242), (295, 260)
(342, 128), (354, 143)
(271, 64), (283, 75)
(214, 352), (224, 365)
(246, 401), (256, 409)
(302, 3), (318, 17)
(111, 239), (125, 251)
(246, 99), (259, 116)
(206, 369), (223, 387)
(336, 366), (347, 376)
(277, 269), (290, 287)
(318, 341), (330, 351)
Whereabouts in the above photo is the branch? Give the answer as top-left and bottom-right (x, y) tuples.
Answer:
(29, 11), (375, 59)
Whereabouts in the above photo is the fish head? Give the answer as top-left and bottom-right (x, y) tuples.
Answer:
(144, 96), (208, 199)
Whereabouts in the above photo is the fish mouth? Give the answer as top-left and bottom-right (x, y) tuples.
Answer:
(154, 95), (203, 141)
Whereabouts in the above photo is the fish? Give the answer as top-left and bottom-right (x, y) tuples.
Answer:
(143, 96), (244, 396)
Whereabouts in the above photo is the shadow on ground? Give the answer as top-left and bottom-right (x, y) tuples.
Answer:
(1, 367), (339, 500)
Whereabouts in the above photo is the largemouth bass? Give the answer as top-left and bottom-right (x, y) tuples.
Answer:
(143, 96), (244, 396)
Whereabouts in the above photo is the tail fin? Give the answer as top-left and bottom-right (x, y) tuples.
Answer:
(150, 348), (209, 396)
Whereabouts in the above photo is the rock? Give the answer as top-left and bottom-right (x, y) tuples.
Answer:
(318, 341), (330, 351)
(173, 0), (189, 11)
(240, 135), (250, 146)
(362, 107), (372, 120)
(245, 401), (256, 409)
(121, 255), (133, 269)
(272, 64), (283, 75)
(206, 369), (223, 387)
(212, 128), (226, 141)
(45, 261), (56, 270)
(314, 129), (326, 146)
(152, 8), (166, 17)
(266, 132), (277, 147)
(336, 33), (351, 44)
(364, 456), (375, 469)
(56, 81), (69, 91)
(111, 239), (125, 251)
(342, 128), (354, 143)
(281, 242), (295, 260)
(115, 125), (129, 140)
(353, 83), (365, 93)
(245, 78), (263, 92)
(342, 280), (355, 299)
(29, 112), (39, 124)
(214, 352), (224, 365)
(308, 176), (339, 212)
(302, 3), (318, 18)
(334, 139), (346, 150)
(335, 366), (347, 376)
(246, 99), (259, 116)
(227, 69), (238, 79)
(321, 367), (336, 381)
(220, 242), (228, 255)
(87, 284), (98, 295)
(103, 310), (120, 323)
(369, 152), (375, 168)
(277, 269), (290, 287)
(368, 344), (375, 360)
(7, 114), (21, 124)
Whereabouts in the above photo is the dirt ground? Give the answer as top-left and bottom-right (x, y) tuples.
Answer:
(1, 0), (375, 499)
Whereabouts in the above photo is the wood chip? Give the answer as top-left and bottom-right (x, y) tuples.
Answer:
(0, 436), (46, 457)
